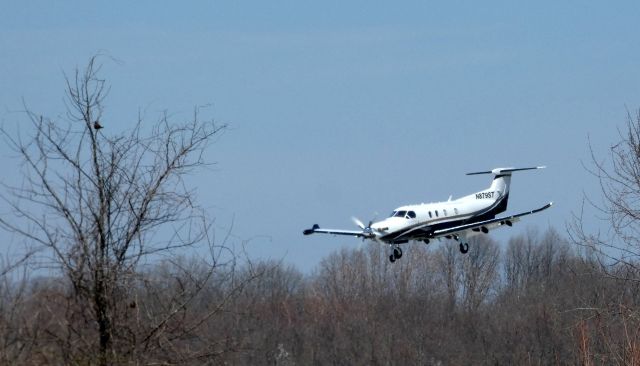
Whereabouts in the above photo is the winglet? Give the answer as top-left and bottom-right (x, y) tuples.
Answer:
(303, 224), (320, 235)
(529, 201), (553, 214)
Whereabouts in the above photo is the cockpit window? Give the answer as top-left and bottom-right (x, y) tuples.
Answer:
(394, 210), (407, 218)
(407, 211), (416, 219)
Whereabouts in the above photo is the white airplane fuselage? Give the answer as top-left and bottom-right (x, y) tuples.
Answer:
(370, 174), (510, 243)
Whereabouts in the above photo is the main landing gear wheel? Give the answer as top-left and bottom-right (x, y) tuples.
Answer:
(389, 247), (403, 263)
(459, 242), (469, 254)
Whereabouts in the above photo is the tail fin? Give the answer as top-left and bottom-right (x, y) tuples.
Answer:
(468, 166), (546, 214)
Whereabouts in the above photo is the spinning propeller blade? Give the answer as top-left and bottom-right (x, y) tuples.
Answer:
(351, 217), (365, 230)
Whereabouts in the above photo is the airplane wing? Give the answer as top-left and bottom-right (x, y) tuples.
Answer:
(432, 202), (553, 238)
(303, 224), (368, 238)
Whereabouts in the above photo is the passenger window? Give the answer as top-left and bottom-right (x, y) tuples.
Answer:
(454, 208), (458, 215)
(443, 209), (447, 216)
(435, 210), (439, 217)
(428, 211), (432, 218)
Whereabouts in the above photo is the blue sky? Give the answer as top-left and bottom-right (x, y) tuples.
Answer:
(1, 2), (639, 269)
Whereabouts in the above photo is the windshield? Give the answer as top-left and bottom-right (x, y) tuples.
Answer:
(390, 210), (415, 219)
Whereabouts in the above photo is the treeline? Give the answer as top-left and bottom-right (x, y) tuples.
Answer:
(0, 229), (638, 365)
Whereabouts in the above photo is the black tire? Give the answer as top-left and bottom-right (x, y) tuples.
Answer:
(393, 247), (402, 259)
(459, 243), (469, 254)
(423, 239), (430, 245)
(389, 254), (396, 263)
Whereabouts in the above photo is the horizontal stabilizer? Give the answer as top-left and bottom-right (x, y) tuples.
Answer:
(466, 166), (546, 176)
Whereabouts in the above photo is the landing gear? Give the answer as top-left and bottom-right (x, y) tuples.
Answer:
(450, 234), (469, 254)
(423, 239), (430, 245)
(388, 246), (403, 263)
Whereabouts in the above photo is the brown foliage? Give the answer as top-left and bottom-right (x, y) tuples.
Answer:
(0, 229), (637, 364)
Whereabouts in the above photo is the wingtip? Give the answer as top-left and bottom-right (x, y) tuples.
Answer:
(303, 224), (320, 235)
(466, 170), (492, 176)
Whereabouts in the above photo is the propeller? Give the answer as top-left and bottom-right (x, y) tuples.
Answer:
(352, 216), (373, 250)
(351, 216), (377, 239)
(351, 217), (366, 230)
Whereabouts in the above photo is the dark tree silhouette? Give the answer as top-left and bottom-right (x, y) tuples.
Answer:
(0, 55), (243, 364)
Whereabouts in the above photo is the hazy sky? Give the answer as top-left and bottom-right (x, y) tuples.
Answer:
(2, 1), (639, 270)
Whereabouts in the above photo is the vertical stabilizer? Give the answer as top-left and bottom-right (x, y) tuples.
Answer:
(490, 173), (512, 197)
(466, 166), (546, 215)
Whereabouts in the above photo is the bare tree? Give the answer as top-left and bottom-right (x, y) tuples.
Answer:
(570, 109), (640, 276)
(459, 236), (499, 311)
(565, 109), (640, 364)
(0, 56), (234, 364)
(504, 228), (569, 294)
(434, 242), (461, 311)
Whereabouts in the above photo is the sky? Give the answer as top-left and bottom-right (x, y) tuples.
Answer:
(1, 1), (639, 271)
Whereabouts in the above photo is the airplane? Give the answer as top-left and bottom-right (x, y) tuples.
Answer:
(303, 166), (552, 263)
